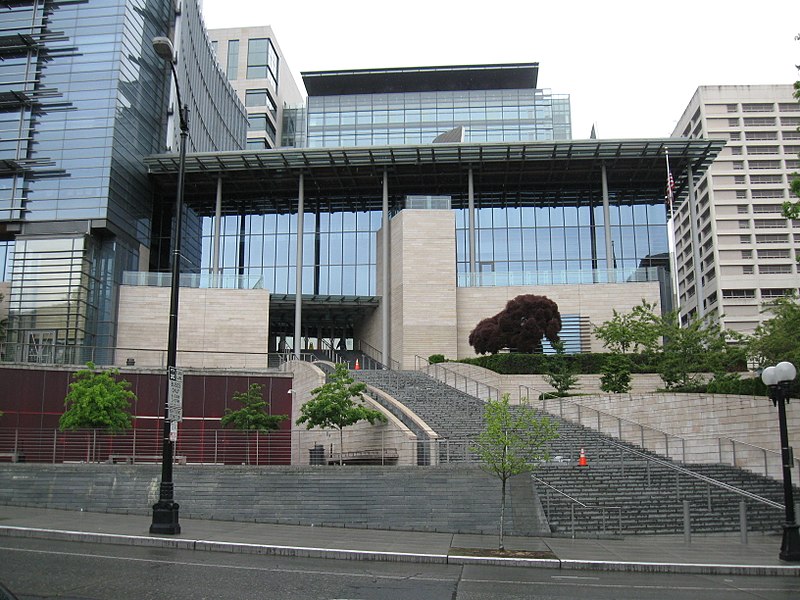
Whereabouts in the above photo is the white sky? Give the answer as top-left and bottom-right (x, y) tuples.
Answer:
(201, 0), (800, 140)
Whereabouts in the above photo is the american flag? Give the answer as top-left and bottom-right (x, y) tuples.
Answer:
(665, 151), (675, 216)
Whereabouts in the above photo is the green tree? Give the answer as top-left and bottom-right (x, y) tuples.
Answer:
(59, 362), (135, 432)
(748, 295), (800, 373)
(221, 383), (287, 432)
(222, 383), (287, 464)
(599, 353), (632, 394)
(658, 313), (743, 390)
(781, 34), (800, 224)
(472, 394), (559, 550)
(592, 299), (662, 354)
(296, 363), (387, 465)
(542, 340), (578, 396)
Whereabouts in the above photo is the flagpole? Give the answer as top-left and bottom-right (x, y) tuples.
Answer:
(665, 149), (680, 314)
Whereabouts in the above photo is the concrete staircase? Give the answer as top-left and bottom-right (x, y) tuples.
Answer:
(353, 369), (797, 537)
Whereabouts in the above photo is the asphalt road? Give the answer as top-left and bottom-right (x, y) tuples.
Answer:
(0, 538), (798, 600)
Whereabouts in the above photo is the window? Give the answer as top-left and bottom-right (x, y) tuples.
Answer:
(738, 220), (750, 229)
(734, 175), (746, 184)
(743, 117), (775, 126)
(747, 145), (779, 155)
(754, 219), (787, 229)
(782, 130), (800, 140)
(749, 160), (780, 169)
(779, 103), (799, 112)
(752, 190), (785, 199)
(726, 104), (738, 113)
(746, 131), (777, 140)
(730, 146), (742, 155)
(780, 117), (800, 127)
(761, 288), (793, 298)
(737, 205), (749, 214)
(741, 249), (753, 259)
(736, 190), (748, 199)
(755, 234), (788, 243)
(246, 138), (269, 150)
(247, 38), (279, 89)
(759, 264), (792, 274)
(722, 289), (755, 299)
(742, 103), (773, 112)
(742, 265), (754, 274)
(758, 249), (790, 259)
(750, 175), (782, 184)
(226, 40), (239, 79)
(728, 118), (740, 127)
(752, 204), (783, 213)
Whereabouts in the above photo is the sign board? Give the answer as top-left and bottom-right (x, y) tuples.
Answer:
(167, 366), (184, 422)
(169, 421), (178, 442)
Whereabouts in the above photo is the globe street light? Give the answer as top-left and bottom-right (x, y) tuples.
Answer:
(761, 360), (800, 562)
(150, 35), (189, 535)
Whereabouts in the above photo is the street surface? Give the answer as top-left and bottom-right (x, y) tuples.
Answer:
(0, 538), (797, 599)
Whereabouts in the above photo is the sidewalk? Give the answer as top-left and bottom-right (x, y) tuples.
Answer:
(1, 505), (799, 576)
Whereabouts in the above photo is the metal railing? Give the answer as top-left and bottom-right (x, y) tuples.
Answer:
(532, 474), (623, 538)
(522, 385), (688, 463)
(121, 271), (264, 289)
(358, 340), (400, 370)
(458, 266), (661, 288)
(717, 436), (800, 483)
(414, 355), (500, 401)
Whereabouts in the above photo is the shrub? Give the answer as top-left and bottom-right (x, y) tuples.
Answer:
(428, 354), (446, 364)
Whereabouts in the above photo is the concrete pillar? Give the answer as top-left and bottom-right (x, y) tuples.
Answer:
(212, 176), (222, 287)
(294, 174), (304, 359)
(687, 165), (704, 319)
(601, 163), (614, 282)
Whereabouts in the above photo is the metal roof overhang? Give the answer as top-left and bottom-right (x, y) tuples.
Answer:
(269, 294), (379, 330)
(145, 139), (725, 217)
(302, 63), (540, 96)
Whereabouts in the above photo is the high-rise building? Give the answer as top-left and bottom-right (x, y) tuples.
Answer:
(0, 0), (246, 363)
(672, 85), (800, 334)
(207, 27), (303, 150)
(302, 64), (571, 147)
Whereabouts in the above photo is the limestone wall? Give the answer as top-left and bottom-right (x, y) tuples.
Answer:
(116, 286), (270, 369)
(285, 360), (419, 466)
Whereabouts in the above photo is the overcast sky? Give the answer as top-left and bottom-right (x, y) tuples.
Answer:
(201, 0), (799, 140)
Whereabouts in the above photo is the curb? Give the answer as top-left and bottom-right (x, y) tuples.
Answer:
(2, 525), (799, 576)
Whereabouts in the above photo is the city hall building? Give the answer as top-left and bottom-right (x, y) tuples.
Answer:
(0, 10), (724, 370)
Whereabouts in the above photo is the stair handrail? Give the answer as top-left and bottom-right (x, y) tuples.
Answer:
(358, 340), (400, 371)
(414, 356), (500, 401)
(319, 338), (347, 365)
(604, 438), (784, 510)
(523, 385), (687, 463)
(531, 473), (623, 536)
(717, 435), (800, 480)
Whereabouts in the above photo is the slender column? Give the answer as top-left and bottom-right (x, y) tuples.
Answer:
(601, 163), (614, 282)
(468, 167), (476, 277)
(212, 176), (222, 287)
(381, 169), (390, 369)
(294, 174), (304, 359)
(686, 166), (704, 318)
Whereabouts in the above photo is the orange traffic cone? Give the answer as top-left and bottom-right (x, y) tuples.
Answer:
(578, 448), (588, 467)
(354, 359), (361, 370)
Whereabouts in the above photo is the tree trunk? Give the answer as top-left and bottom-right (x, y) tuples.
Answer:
(339, 427), (344, 466)
(499, 476), (506, 550)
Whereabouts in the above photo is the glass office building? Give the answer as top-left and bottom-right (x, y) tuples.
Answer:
(198, 64), (667, 299)
(1, 0), (246, 363)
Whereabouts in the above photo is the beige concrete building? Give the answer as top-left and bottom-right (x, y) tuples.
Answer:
(207, 26), (304, 149)
(672, 85), (800, 333)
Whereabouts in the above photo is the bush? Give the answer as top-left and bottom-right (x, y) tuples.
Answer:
(428, 354), (446, 364)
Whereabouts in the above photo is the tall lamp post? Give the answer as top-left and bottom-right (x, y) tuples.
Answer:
(761, 360), (800, 562)
(150, 35), (189, 535)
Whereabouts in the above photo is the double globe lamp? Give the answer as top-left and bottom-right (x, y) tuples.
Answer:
(761, 361), (800, 562)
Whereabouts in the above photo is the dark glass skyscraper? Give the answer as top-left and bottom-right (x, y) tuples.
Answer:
(0, 0), (246, 363)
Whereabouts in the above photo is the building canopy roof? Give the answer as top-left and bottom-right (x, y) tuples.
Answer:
(145, 138), (725, 216)
(302, 63), (540, 96)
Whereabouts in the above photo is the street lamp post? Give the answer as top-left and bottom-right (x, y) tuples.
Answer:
(761, 360), (800, 562)
(150, 35), (189, 535)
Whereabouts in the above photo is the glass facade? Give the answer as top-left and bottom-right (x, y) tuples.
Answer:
(458, 202), (668, 276)
(306, 89), (571, 147)
(201, 210), (383, 295)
